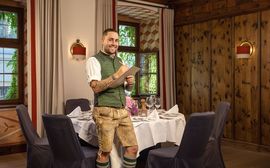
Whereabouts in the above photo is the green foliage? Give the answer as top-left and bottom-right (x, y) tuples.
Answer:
(119, 25), (136, 47)
(0, 11), (18, 100)
(139, 53), (157, 94)
(5, 50), (18, 99)
(0, 11), (18, 36)
(117, 52), (136, 67)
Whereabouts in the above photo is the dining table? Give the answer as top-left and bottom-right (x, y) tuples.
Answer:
(69, 108), (186, 168)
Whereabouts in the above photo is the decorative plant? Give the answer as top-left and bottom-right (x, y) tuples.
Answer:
(125, 96), (138, 116)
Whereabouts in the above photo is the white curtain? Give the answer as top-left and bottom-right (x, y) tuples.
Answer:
(34, 0), (64, 134)
(95, 0), (116, 52)
(159, 8), (175, 110)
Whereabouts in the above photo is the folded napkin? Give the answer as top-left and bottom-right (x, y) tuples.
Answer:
(133, 122), (144, 127)
(147, 109), (160, 120)
(67, 106), (81, 117)
(166, 104), (179, 114)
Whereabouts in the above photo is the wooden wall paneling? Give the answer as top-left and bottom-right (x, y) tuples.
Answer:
(191, 22), (211, 113)
(172, 0), (270, 26)
(234, 13), (260, 143)
(174, 4), (192, 25)
(211, 18), (234, 138)
(175, 25), (192, 115)
(261, 9), (270, 146)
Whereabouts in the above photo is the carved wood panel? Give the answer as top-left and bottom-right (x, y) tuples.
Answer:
(261, 10), (270, 146)
(171, 0), (270, 26)
(191, 22), (211, 112)
(211, 18), (234, 138)
(175, 25), (192, 115)
(0, 110), (25, 147)
(175, 5), (270, 147)
(234, 13), (260, 143)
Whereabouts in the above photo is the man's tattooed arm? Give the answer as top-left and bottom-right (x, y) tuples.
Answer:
(90, 76), (115, 93)
(90, 65), (129, 93)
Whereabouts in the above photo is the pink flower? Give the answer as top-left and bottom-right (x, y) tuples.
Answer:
(125, 96), (138, 116)
(126, 96), (134, 109)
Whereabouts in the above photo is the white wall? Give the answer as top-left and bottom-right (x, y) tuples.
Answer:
(61, 0), (96, 102)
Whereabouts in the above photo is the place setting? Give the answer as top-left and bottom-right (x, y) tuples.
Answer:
(67, 106), (92, 121)
(158, 104), (183, 120)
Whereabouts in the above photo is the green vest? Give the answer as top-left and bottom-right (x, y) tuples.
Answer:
(94, 52), (126, 108)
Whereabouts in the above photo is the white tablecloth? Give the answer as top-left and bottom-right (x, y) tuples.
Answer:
(70, 113), (186, 168)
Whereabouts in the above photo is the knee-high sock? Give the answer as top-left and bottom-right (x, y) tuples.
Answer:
(96, 159), (110, 168)
(123, 155), (136, 168)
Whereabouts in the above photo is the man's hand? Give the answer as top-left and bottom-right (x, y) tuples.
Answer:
(126, 75), (134, 85)
(125, 75), (134, 91)
(114, 65), (129, 79)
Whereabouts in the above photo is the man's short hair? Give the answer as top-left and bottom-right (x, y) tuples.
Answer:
(103, 28), (118, 36)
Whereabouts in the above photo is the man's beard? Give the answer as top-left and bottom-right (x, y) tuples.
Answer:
(103, 46), (117, 55)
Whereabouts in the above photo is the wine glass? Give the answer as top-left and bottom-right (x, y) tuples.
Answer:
(155, 97), (161, 110)
(146, 96), (154, 114)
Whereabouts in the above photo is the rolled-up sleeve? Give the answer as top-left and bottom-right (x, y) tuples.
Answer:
(86, 57), (101, 83)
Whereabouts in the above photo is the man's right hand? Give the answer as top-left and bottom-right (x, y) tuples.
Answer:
(114, 65), (129, 79)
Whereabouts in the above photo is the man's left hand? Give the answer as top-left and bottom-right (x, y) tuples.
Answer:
(126, 75), (134, 85)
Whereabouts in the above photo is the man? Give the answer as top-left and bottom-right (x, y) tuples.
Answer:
(86, 28), (138, 168)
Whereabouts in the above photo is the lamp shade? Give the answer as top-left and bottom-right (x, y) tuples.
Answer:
(70, 39), (86, 60)
(236, 45), (250, 59)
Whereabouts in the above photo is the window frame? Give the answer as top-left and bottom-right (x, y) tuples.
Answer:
(118, 21), (160, 98)
(0, 5), (24, 106)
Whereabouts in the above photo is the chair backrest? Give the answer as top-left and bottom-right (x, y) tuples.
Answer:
(211, 102), (230, 139)
(16, 104), (40, 144)
(42, 114), (85, 162)
(176, 112), (215, 160)
(65, 98), (90, 115)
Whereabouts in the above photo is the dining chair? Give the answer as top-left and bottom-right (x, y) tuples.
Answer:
(203, 101), (231, 168)
(42, 114), (98, 168)
(146, 111), (215, 168)
(65, 98), (90, 115)
(16, 104), (52, 168)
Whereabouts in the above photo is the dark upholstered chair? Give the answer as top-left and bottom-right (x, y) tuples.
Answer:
(146, 112), (215, 168)
(42, 114), (98, 168)
(65, 98), (90, 115)
(203, 101), (231, 168)
(16, 104), (52, 168)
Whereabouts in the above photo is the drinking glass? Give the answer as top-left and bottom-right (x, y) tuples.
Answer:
(155, 97), (161, 110)
(146, 96), (154, 114)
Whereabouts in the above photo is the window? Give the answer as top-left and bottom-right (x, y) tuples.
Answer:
(118, 21), (159, 97)
(0, 6), (24, 106)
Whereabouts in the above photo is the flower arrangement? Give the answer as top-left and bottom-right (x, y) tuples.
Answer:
(125, 96), (139, 116)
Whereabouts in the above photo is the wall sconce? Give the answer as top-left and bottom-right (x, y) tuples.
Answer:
(70, 39), (86, 60)
(236, 41), (254, 59)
